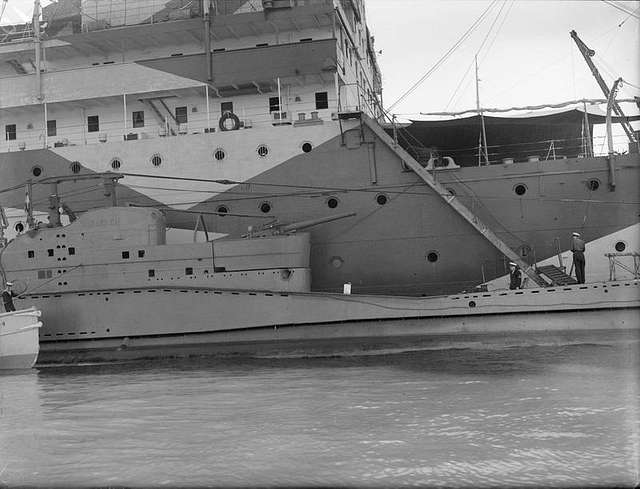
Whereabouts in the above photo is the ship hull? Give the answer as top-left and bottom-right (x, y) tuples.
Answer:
(23, 280), (639, 364)
(2, 121), (639, 296)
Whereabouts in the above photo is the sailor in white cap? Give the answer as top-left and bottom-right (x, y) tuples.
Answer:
(508, 262), (522, 290)
(571, 232), (586, 284)
(2, 281), (17, 312)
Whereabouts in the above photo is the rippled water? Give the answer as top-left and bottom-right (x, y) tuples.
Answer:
(1, 340), (639, 487)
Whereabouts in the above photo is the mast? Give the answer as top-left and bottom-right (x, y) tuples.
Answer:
(475, 55), (489, 165)
(203, 0), (213, 83)
(570, 30), (637, 147)
(33, 0), (43, 102)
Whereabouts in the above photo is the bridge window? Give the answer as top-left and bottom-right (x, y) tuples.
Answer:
(122, 251), (130, 259)
(28, 250), (35, 258)
(87, 115), (99, 132)
(68, 247), (75, 255)
(132, 111), (145, 128)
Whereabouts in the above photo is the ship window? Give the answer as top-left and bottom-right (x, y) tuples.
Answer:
(151, 154), (162, 167)
(221, 102), (233, 114)
(47, 120), (57, 137)
(214, 148), (226, 161)
(132, 111), (145, 128)
(427, 251), (439, 263)
(111, 158), (122, 170)
(327, 197), (339, 209)
(138, 250), (145, 258)
(5, 124), (16, 141)
(514, 184), (527, 196)
(47, 249), (54, 257)
(615, 241), (626, 252)
(269, 97), (280, 113)
(175, 106), (188, 124)
(376, 193), (388, 205)
(302, 142), (313, 153)
(256, 42), (269, 47)
(148, 269), (155, 278)
(28, 250), (35, 258)
(38, 270), (46, 279)
(216, 205), (228, 216)
(185, 267), (193, 275)
(122, 251), (130, 259)
(87, 115), (99, 133)
(257, 144), (269, 158)
(315, 92), (328, 110)
(68, 247), (75, 255)
(70, 161), (82, 174)
(32, 166), (42, 177)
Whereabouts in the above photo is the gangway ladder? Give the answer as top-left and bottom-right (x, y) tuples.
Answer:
(536, 265), (578, 286)
(360, 113), (548, 287)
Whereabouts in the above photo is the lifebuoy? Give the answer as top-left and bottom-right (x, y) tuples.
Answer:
(219, 112), (240, 131)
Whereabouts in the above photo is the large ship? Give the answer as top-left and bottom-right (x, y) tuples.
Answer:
(1, 0), (639, 297)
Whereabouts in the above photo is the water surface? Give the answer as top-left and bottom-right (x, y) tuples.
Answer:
(1, 341), (639, 487)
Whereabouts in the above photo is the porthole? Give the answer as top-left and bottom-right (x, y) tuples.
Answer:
(151, 154), (162, 167)
(257, 144), (269, 158)
(330, 256), (344, 268)
(216, 205), (229, 216)
(70, 161), (82, 174)
(110, 158), (122, 170)
(514, 184), (527, 196)
(302, 142), (313, 153)
(426, 251), (439, 263)
(32, 166), (42, 177)
(446, 188), (455, 196)
(260, 202), (272, 213)
(376, 193), (388, 205)
(214, 148), (226, 161)
(14, 222), (24, 233)
(615, 241), (626, 252)
(327, 197), (339, 209)
(587, 179), (600, 191)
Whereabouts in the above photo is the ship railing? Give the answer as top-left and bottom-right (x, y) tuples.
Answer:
(0, 92), (338, 153)
(606, 252), (640, 281)
(78, 0), (332, 32)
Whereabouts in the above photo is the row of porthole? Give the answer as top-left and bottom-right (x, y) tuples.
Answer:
(32, 142), (317, 175)
(214, 193), (390, 216)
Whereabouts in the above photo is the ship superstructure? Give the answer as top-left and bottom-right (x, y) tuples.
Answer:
(1, 0), (639, 296)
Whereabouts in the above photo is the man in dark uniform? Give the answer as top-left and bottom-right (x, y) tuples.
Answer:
(2, 282), (17, 312)
(509, 262), (523, 290)
(571, 232), (586, 284)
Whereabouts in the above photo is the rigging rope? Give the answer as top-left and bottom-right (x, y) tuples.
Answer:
(420, 97), (640, 117)
(387, 0), (498, 112)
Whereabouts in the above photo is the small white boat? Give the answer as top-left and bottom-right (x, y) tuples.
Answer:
(0, 307), (42, 369)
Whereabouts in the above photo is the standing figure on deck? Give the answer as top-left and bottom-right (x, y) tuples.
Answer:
(508, 262), (523, 290)
(1, 282), (17, 312)
(571, 232), (586, 284)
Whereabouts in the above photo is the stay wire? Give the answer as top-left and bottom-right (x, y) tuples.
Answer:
(387, 0), (498, 112)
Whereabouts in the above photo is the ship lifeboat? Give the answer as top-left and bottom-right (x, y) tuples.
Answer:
(0, 307), (42, 369)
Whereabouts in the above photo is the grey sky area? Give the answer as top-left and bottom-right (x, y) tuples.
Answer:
(3, 0), (639, 125)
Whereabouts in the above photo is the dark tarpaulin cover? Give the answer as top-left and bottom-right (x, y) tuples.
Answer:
(393, 109), (638, 167)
